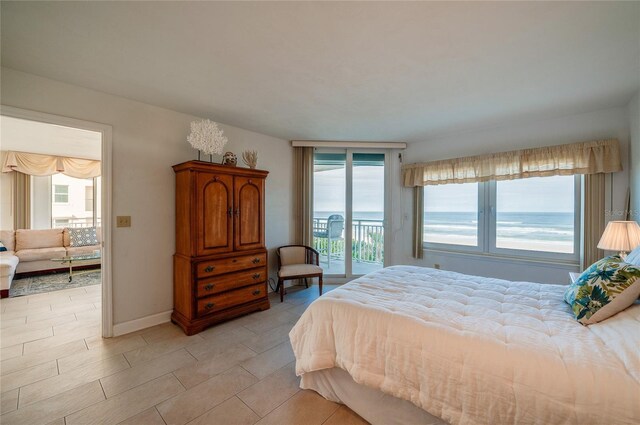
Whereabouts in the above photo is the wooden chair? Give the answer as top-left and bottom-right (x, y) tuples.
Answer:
(276, 245), (323, 302)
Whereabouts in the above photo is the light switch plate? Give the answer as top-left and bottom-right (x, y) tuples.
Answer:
(116, 216), (131, 227)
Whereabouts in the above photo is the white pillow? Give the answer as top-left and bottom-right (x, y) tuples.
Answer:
(624, 245), (640, 266)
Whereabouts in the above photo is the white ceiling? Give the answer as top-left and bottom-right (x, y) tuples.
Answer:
(1, 2), (639, 143)
(0, 116), (101, 160)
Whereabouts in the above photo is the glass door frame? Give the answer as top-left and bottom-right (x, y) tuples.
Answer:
(314, 147), (391, 282)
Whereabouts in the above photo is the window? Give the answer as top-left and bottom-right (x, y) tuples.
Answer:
(53, 185), (69, 203)
(423, 175), (580, 261)
(50, 174), (97, 228)
(424, 182), (479, 247)
(85, 186), (94, 211)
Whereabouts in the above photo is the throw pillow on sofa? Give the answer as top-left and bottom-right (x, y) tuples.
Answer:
(564, 255), (640, 324)
(0, 242), (6, 252)
(69, 227), (99, 247)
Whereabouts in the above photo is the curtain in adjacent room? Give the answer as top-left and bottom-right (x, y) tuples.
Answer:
(402, 139), (621, 187)
(2, 151), (101, 178)
(583, 173), (606, 269)
(293, 147), (314, 246)
(413, 187), (424, 259)
(13, 171), (31, 230)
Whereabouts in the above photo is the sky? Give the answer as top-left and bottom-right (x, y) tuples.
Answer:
(424, 175), (575, 213)
(314, 169), (574, 215)
(314, 166), (384, 214)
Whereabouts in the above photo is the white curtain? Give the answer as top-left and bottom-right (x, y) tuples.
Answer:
(2, 151), (101, 178)
(402, 139), (621, 187)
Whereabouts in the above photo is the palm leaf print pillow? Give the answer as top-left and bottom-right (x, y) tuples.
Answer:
(564, 255), (640, 324)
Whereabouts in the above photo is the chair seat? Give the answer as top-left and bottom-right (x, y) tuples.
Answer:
(278, 264), (323, 278)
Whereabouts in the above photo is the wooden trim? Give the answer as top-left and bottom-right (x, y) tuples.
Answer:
(172, 161), (269, 178)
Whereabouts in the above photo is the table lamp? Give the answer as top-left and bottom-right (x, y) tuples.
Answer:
(597, 221), (640, 259)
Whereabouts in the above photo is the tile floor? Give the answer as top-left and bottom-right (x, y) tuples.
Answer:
(0, 283), (369, 425)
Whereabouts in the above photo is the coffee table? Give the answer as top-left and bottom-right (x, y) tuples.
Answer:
(51, 251), (101, 282)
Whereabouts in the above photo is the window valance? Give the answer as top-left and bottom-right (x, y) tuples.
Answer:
(1, 151), (101, 179)
(402, 139), (622, 187)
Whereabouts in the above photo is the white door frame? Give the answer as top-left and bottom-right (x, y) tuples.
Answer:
(1, 105), (114, 337)
(314, 148), (390, 283)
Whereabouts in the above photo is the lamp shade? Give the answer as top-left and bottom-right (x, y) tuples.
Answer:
(597, 221), (640, 252)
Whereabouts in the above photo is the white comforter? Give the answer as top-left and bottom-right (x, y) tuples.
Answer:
(289, 266), (640, 425)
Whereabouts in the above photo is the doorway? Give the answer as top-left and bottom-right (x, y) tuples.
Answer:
(313, 149), (389, 280)
(0, 106), (113, 337)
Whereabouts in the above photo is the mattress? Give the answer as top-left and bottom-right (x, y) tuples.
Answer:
(289, 265), (640, 425)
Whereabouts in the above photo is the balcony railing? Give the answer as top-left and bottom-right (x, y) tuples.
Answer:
(313, 217), (384, 264)
(52, 217), (102, 229)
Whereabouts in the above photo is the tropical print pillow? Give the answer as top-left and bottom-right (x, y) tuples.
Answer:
(564, 255), (640, 324)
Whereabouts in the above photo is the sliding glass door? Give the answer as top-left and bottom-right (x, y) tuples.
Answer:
(313, 150), (387, 279)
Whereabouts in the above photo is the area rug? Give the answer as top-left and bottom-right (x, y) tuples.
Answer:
(9, 270), (101, 297)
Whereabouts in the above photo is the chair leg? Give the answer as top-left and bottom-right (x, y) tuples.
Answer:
(304, 278), (309, 288)
(319, 275), (323, 296)
(279, 278), (284, 302)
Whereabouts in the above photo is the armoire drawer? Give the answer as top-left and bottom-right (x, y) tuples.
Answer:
(197, 267), (266, 298)
(196, 253), (267, 278)
(197, 283), (265, 317)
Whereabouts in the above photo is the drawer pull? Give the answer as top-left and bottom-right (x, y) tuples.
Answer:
(204, 284), (214, 291)
(252, 290), (261, 296)
(204, 302), (215, 310)
(252, 273), (261, 280)
(252, 258), (261, 264)
(204, 266), (215, 273)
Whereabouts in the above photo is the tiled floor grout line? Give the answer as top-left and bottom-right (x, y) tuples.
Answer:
(237, 395), (262, 419)
(155, 406), (169, 425)
(320, 404), (343, 425)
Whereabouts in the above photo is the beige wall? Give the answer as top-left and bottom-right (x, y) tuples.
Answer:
(0, 151), (13, 230)
(1, 67), (293, 326)
(629, 92), (640, 219)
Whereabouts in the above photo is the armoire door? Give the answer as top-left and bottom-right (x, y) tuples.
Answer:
(196, 172), (234, 256)
(234, 176), (265, 251)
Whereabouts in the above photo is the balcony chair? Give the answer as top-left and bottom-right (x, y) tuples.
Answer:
(276, 245), (323, 302)
(313, 214), (344, 267)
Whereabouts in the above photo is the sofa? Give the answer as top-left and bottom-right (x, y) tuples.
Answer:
(0, 228), (101, 297)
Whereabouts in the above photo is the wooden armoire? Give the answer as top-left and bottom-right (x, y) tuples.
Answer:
(172, 161), (270, 335)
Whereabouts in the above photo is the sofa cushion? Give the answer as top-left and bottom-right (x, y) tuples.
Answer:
(0, 230), (15, 251)
(15, 229), (63, 251)
(64, 227), (102, 247)
(66, 246), (101, 257)
(16, 247), (67, 262)
(0, 253), (19, 277)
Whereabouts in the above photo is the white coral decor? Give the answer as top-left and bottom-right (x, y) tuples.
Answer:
(187, 119), (228, 155)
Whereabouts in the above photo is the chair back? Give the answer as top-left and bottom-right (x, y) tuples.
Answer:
(279, 246), (307, 266)
(327, 214), (344, 239)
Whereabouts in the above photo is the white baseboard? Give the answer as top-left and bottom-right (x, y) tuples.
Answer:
(112, 310), (172, 337)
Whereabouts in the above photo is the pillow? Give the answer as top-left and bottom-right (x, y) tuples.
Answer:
(68, 227), (99, 247)
(564, 255), (640, 324)
(624, 245), (640, 267)
(0, 241), (6, 252)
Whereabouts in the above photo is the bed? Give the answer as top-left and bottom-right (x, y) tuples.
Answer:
(289, 265), (640, 425)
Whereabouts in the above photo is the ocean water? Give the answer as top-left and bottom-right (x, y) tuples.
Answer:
(424, 211), (574, 242)
(315, 211), (574, 244)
